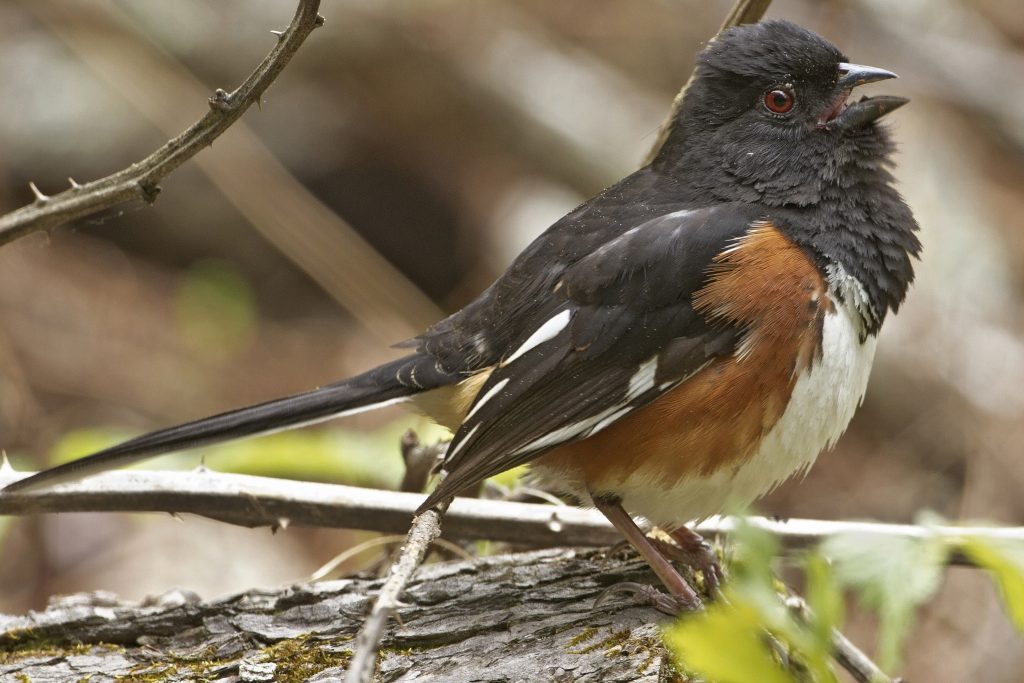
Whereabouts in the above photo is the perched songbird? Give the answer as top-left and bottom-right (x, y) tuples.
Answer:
(5, 20), (920, 611)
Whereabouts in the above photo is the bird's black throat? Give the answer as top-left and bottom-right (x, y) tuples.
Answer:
(652, 110), (920, 335)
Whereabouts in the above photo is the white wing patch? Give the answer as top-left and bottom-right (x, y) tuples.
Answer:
(511, 403), (628, 455)
(446, 422), (480, 461)
(502, 309), (572, 365)
(589, 405), (633, 434)
(465, 378), (510, 420)
(627, 357), (658, 397)
(510, 355), (661, 456)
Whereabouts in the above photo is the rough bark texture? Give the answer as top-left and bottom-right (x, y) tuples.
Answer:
(0, 548), (688, 682)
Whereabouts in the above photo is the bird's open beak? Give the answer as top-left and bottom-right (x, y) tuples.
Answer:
(821, 62), (908, 131)
(836, 63), (898, 89)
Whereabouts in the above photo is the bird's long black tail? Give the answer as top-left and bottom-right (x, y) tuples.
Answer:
(4, 354), (457, 493)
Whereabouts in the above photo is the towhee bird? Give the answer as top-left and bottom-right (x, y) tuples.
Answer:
(4, 20), (920, 611)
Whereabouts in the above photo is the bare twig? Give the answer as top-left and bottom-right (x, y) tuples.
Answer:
(643, 0), (773, 164)
(832, 628), (900, 683)
(0, 0), (323, 247)
(718, 0), (776, 30)
(345, 502), (448, 683)
(2, 469), (1021, 567)
(787, 596), (899, 683)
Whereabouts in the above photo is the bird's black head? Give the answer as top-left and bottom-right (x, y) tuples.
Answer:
(654, 20), (920, 330)
(657, 20), (907, 208)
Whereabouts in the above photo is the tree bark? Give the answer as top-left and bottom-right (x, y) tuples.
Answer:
(0, 548), (685, 682)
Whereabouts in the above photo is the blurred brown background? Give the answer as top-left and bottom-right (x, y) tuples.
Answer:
(1, 0), (1022, 680)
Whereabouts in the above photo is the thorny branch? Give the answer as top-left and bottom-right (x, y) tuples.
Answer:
(0, 0), (323, 247)
(3, 468), (1018, 566)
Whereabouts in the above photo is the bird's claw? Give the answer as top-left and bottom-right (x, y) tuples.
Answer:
(659, 532), (726, 595)
(595, 581), (703, 615)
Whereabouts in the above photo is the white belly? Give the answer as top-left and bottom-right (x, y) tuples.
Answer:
(586, 302), (877, 527)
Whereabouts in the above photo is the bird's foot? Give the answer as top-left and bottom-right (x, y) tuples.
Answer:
(659, 527), (725, 595)
(596, 581), (703, 615)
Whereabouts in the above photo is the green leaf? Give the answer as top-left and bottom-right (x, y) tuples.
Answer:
(704, 519), (790, 636)
(727, 516), (782, 597)
(730, 516), (782, 572)
(822, 527), (949, 670)
(805, 554), (842, 638)
(665, 518), (841, 683)
(804, 552), (843, 654)
(960, 536), (1024, 632)
(665, 601), (796, 683)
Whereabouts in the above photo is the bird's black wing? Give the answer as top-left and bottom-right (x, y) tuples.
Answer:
(419, 203), (759, 511)
(399, 166), (694, 371)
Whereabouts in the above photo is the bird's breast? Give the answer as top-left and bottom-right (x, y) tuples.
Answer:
(535, 304), (876, 526)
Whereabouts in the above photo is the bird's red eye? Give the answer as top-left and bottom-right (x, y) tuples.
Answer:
(764, 88), (795, 114)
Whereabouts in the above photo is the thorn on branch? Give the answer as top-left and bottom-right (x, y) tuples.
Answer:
(137, 182), (161, 204)
(208, 88), (234, 112)
(29, 182), (49, 204)
(0, 0), (324, 248)
(270, 29), (286, 41)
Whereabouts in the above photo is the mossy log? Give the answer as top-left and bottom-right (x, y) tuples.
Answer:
(0, 548), (689, 682)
